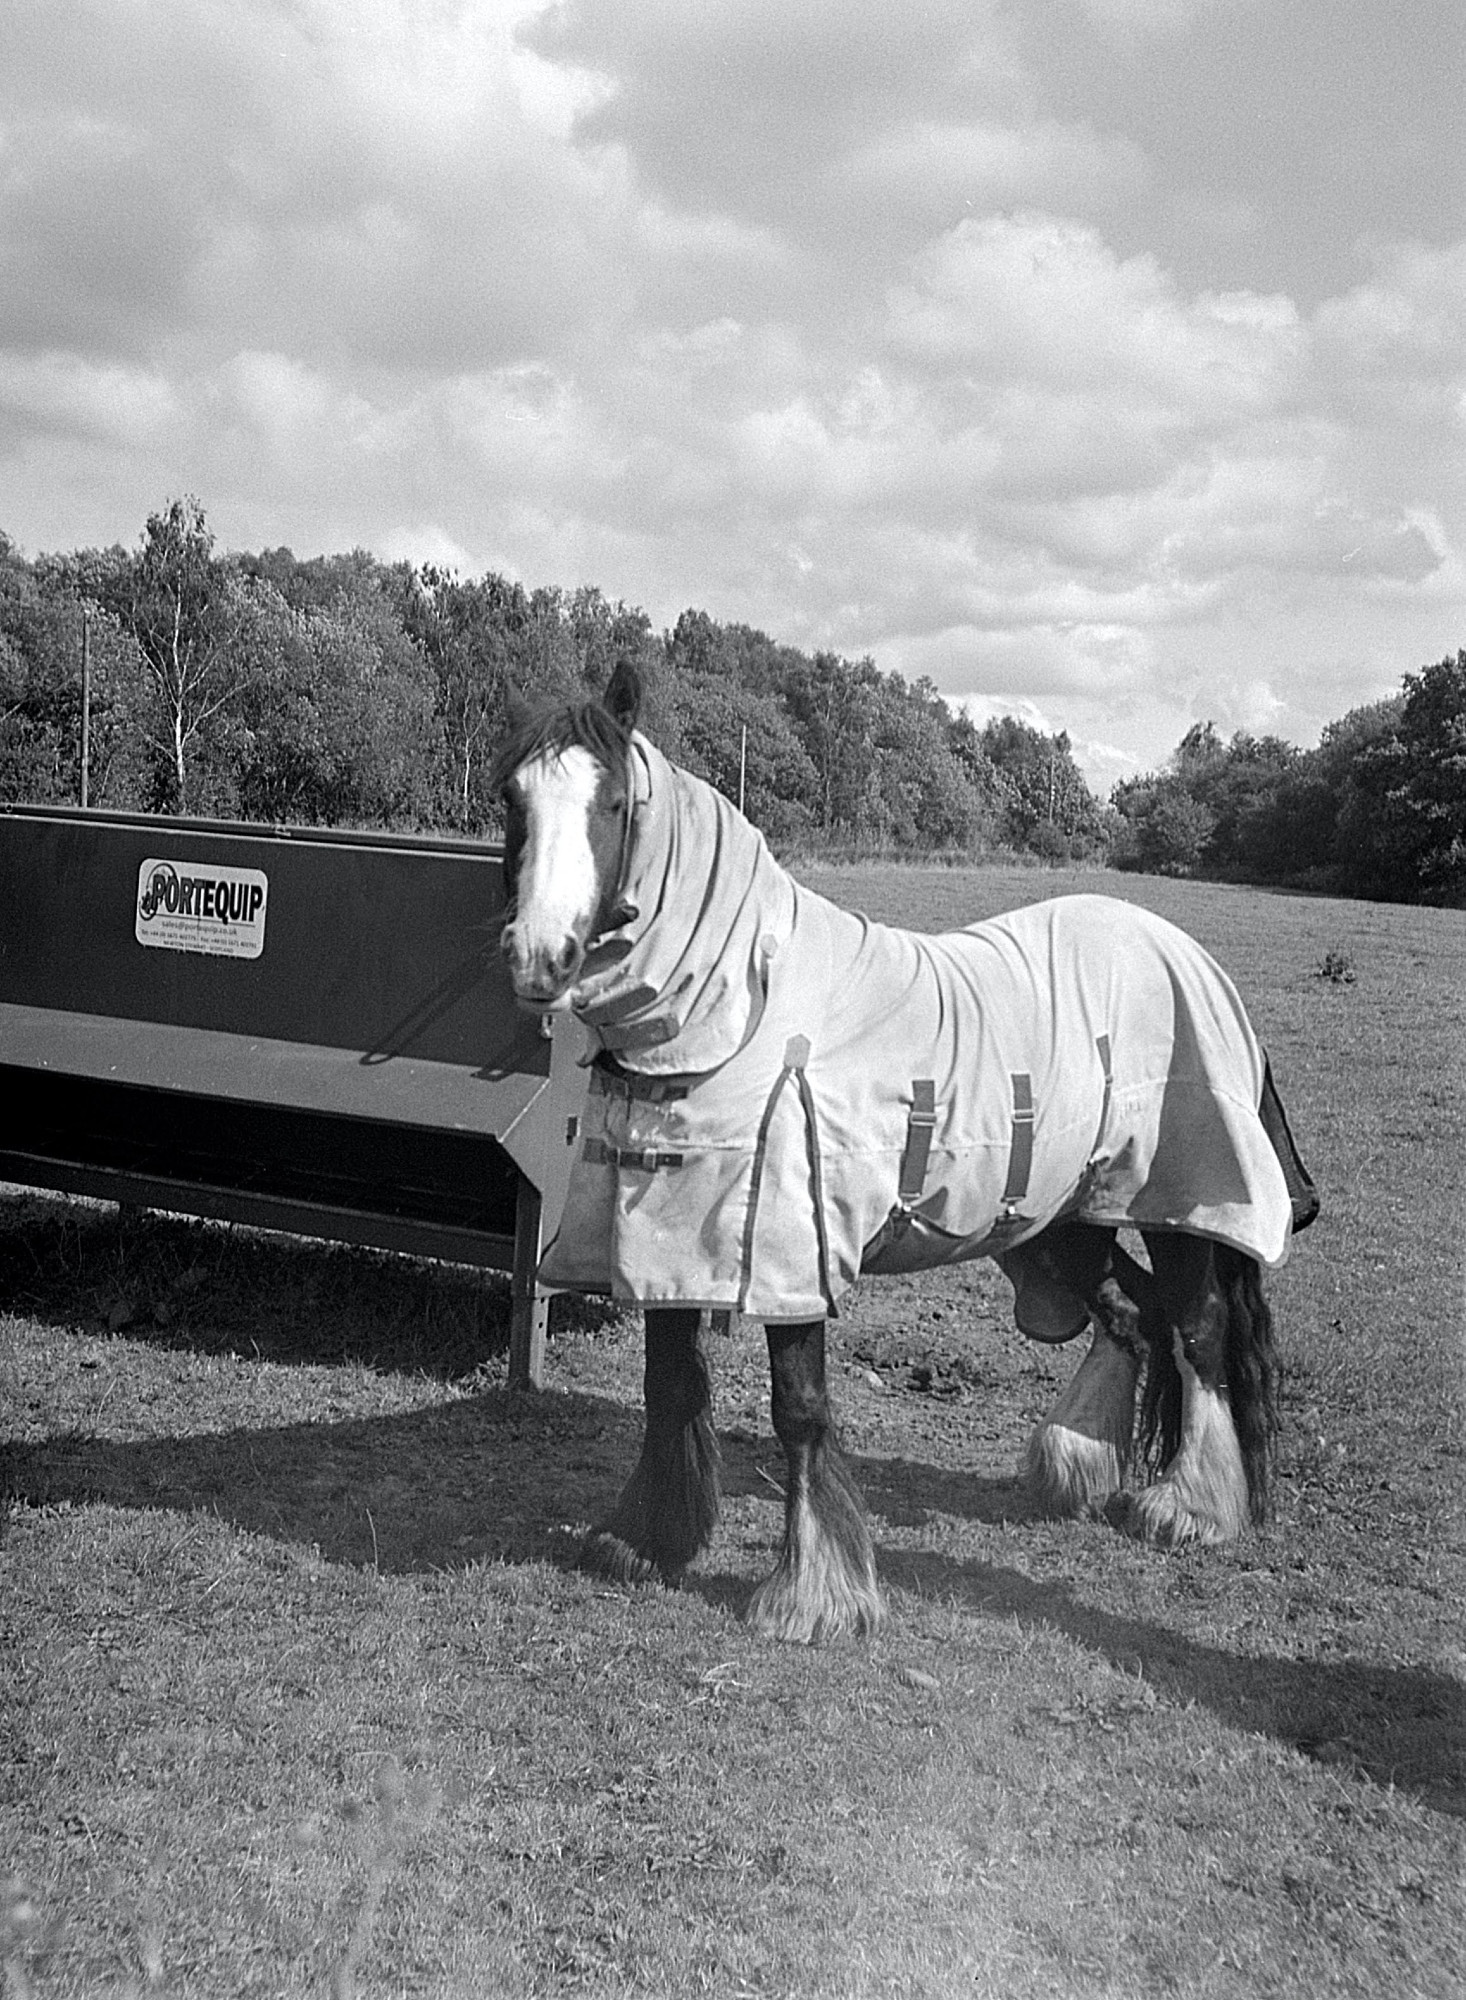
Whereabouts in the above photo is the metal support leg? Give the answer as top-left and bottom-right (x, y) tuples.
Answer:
(510, 1174), (548, 1389)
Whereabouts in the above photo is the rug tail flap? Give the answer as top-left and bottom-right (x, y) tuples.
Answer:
(1258, 1054), (1321, 1234)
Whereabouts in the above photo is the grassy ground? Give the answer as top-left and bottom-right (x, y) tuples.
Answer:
(2, 866), (1463, 1998)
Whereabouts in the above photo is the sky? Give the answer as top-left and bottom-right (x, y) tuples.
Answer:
(2, 0), (1463, 788)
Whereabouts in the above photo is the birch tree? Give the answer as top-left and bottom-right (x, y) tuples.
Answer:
(125, 497), (253, 812)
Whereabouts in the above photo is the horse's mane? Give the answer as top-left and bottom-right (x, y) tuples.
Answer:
(488, 694), (633, 793)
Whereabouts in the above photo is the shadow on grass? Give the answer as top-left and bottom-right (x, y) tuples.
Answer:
(6, 1393), (1461, 1820)
(715, 1437), (1466, 1819)
(718, 1422), (1037, 1528)
(874, 1548), (1466, 1821)
(2, 1390), (639, 1574)
(0, 1193), (628, 1380)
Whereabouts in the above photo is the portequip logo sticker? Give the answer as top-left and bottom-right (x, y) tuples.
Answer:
(135, 858), (269, 959)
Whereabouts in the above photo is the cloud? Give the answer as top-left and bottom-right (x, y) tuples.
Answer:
(1314, 240), (1466, 486)
(1074, 0), (1255, 32)
(524, 0), (1029, 206)
(887, 216), (1305, 410)
(3, 0), (634, 373)
(0, 115), (206, 355)
(0, 351), (177, 447)
(0, 1), (1461, 775)
(834, 120), (1148, 223)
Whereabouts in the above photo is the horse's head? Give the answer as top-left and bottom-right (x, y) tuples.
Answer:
(490, 659), (641, 1010)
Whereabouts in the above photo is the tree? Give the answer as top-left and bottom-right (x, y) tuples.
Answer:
(400, 567), (527, 828)
(1172, 720), (1226, 783)
(856, 678), (1001, 851)
(978, 715), (1107, 857)
(1114, 721), (1299, 880)
(135, 498), (255, 809)
(233, 586), (442, 827)
(667, 612), (1007, 853)
(773, 650), (884, 836)
(241, 544), (408, 615)
(0, 534), (149, 807)
(671, 671), (820, 841)
(1198, 732), (1299, 876)
(1111, 778), (1218, 876)
(1338, 653), (1466, 903)
(67, 497), (265, 812)
(1189, 700), (1398, 886)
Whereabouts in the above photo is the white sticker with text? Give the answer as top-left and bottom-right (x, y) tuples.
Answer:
(135, 858), (269, 959)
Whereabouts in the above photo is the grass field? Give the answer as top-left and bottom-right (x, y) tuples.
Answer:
(2, 865), (1463, 1998)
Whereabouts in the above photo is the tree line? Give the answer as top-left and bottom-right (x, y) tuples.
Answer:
(0, 498), (1106, 860)
(1108, 655), (1466, 905)
(1, 497), (1461, 904)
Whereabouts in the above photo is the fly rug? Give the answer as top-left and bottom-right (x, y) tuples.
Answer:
(494, 663), (1318, 1644)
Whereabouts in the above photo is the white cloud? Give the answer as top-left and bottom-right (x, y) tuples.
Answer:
(214, 351), (370, 458)
(1075, 0), (1254, 31)
(0, 351), (177, 446)
(0, 1), (1461, 775)
(373, 520), (478, 573)
(841, 119), (1142, 201)
(887, 216), (1305, 417)
(4, 0), (639, 374)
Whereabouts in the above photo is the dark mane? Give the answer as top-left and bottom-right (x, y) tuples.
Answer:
(488, 695), (632, 794)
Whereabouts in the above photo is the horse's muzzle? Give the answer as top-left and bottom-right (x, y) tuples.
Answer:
(502, 922), (584, 1009)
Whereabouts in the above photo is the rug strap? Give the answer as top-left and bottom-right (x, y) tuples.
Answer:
(792, 1063), (838, 1315)
(589, 1055), (691, 1105)
(897, 1080), (938, 1204)
(738, 1035), (837, 1318)
(582, 1138), (686, 1172)
(1000, 1072), (1035, 1213)
(1072, 1034), (1116, 1208)
(1091, 1032), (1113, 1154)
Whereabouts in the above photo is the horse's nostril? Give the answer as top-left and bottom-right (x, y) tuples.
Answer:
(554, 935), (580, 977)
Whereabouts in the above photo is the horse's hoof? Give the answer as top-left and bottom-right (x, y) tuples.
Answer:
(578, 1529), (678, 1586)
(744, 1564), (884, 1645)
(1112, 1484), (1239, 1548)
(1022, 1423), (1124, 1518)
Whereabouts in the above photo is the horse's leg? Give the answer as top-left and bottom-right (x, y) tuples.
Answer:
(580, 1306), (720, 1585)
(1016, 1223), (1143, 1517)
(1023, 1276), (1144, 1516)
(1120, 1231), (1271, 1547)
(745, 1321), (883, 1644)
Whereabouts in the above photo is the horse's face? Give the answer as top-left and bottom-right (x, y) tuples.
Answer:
(499, 742), (628, 1009)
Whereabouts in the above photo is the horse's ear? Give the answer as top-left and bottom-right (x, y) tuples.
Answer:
(503, 685), (532, 731)
(604, 656), (642, 732)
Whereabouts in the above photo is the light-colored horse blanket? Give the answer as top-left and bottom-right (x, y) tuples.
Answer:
(539, 736), (1300, 1322)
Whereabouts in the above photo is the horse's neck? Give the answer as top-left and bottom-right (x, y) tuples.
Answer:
(573, 738), (805, 1073)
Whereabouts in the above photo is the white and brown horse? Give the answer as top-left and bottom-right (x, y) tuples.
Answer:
(491, 663), (1317, 1644)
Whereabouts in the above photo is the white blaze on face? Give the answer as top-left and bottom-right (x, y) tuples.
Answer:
(507, 745), (604, 1001)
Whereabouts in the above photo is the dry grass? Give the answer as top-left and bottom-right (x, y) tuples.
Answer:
(2, 865), (1464, 1997)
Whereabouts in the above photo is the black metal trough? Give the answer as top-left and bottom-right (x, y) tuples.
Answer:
(0, 804), (585, 1386)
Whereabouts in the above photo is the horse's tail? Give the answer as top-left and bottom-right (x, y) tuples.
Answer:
(1137, 1244), (1280, 1526)
(1137, 1326), (1181, 1493)
(1217, 1246), (1280, 1525)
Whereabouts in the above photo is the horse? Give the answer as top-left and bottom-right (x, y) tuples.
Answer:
(490, 662), (1318, 1644)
